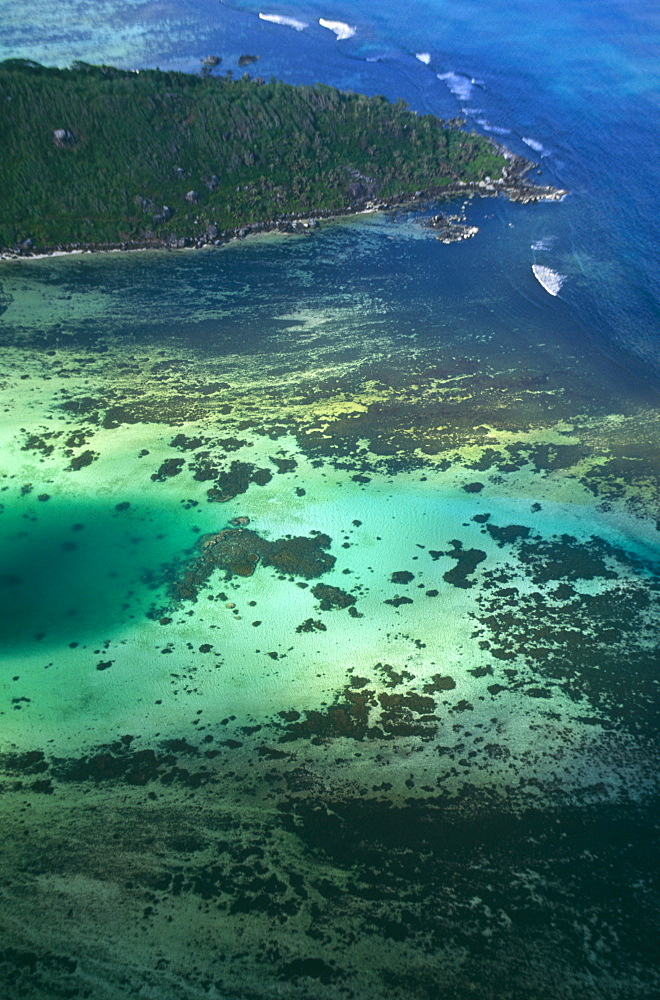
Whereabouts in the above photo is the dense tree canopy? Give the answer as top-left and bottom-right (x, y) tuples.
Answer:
(0, 60), (506, 249)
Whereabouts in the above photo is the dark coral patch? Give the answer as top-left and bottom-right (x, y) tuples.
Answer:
(422, 674), (456, 693)
(278, 958), (338, 984)
(516, 535), (618, 584)
(205, 461), (272, 502)
(485, 523), (531, 546)
(429, 540), (486, 588)
(296, 618), (327, 633)
(68, 449), (98, 471)
(170, 433), (207, 451)
(172, 529), (336, 600)
(151, 458), (185, 481)
(310, 583), (356, 611)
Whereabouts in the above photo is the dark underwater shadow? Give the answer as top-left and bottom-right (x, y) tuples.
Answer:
(0, 496), (194, 652)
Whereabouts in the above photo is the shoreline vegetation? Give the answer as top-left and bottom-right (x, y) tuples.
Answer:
(0, 60), (566, 259)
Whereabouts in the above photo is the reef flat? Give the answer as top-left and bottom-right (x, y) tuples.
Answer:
(0, 60), (564, 257)
(0, 223), (657, 998)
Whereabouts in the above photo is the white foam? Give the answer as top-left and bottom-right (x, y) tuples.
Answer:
(532, 264), (565, 296)
(475, 117), (511, 135)
(531, 237), (556, 251)
(522, 136), (549, 156)
(259, 13), (308, 31)
(319, 18), (356, 40)
(437, 71), (473, 102)
(416, 52), (431, 65)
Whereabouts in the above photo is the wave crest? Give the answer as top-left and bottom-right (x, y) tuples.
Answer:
(532, 264), (565, 296)
(475, 117), (511, 135)
(259, 13), (308, 31)
(319, 18), (356, 40)
(437, 71), (473, 102)
(522, 136), (549, 156)
(531, 237), (556, 251)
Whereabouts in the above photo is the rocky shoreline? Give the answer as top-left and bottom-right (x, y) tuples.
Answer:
(422, 213), (480, 243)
(0, 153), (566, 261)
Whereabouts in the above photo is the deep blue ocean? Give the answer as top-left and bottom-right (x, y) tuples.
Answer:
(215, 0), (660, 378)
(4, 0), (657, 376)
(0, 4), (658, 1000)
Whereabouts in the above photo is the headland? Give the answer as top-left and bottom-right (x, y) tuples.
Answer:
(0, 60), (566, 259)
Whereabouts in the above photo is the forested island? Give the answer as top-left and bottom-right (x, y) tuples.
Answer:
(0, 60), (563, 256)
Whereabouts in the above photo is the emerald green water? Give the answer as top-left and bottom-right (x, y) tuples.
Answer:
(1, 0), (659, 993)
(0, 220), (658, 999)
(1, 495), (194, 647)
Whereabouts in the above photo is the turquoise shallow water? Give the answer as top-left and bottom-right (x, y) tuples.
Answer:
(0, 222), (658, 998)
(0, 3), (659, 999)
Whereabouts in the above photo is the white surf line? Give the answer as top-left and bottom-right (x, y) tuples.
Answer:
(259, 13), (308, 30)
(437, 70), (473, 102)
(319, 18), (356, 40)
(532, 264), (566, 296)
(522, 135), (550, 156)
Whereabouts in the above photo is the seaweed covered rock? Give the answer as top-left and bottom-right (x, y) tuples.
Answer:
(172, 528), (336, 599)
(311, 583), (357, 610)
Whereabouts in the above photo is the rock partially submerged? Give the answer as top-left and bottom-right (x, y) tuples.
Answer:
(490, 149), (567, 202)
(418, 152), (567, 244)
(423, 213), (479, 243)
(52, 128), (76, 147)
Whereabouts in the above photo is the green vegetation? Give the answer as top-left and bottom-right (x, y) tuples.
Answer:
(0, 59), (507, 250)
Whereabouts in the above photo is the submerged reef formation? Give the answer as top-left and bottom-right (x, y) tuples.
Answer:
(0, 337), (658, 999)
(0, 60), (564, 255)
(0, 223), (656, 1000)
(173, 526), (336, 598)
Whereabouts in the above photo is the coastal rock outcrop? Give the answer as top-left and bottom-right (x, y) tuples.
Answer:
(52, 128), (76, 147)
(2, 61), (568, 258)
(152, 205), (174, 225)
(423, 213), (479, 243)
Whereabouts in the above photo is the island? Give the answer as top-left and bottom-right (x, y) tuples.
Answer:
(0, 60), (565, 256)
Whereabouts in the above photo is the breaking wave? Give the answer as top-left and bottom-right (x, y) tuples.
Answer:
(437, 71), (473, 102)
(522, 136), (550, 156)
(532, 264), (566, 296)
(531, 237), (556, 251)
(258, 13), (308, 31)
(319, 19), (356, 40)
(415, 52), (431, 64)
(475, 117), (511, 134)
